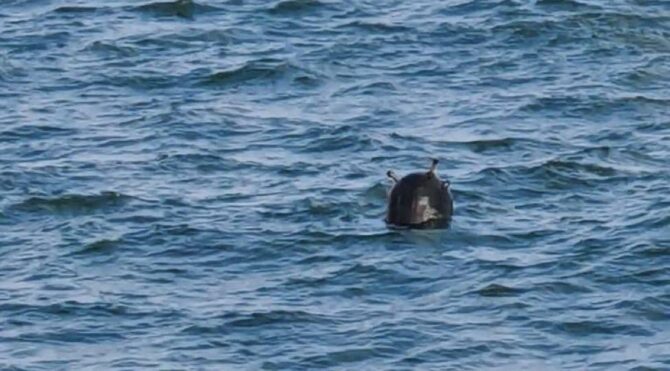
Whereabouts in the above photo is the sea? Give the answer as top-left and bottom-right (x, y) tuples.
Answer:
(1, 0), (669, 369)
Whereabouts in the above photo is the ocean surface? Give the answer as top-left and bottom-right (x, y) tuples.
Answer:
(1, 0), (669, 369)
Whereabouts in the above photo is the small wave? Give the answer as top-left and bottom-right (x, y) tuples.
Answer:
(490, 18), (571, 47)
(615, 297), (669, 322)
(535, 0), (597, 11)
(533, 159), (618, 178)
(338, 20), (411, 33)
(16, 330), (126, 344)
(0, 125), (77, 142)
(52, 6), (100, 14)
(11, 192), (130, 215)
(467, 167), (515, 186)
(439, 137), (536, 154)
(202, 59), (320, 88)
(95, 71), (177, 90)
(300, 347), (392, 368)
(332, 81), (397, 97)
(226, 310), (330, 327)
(0, 301), (130, 318)
(83, 41), (137, 58)
(181, 310), (333, 334)
(523, 92), (670, 117)
(268, 0), (326, 14)
(475, 283), (523, 297)
(533, 281), (592, 295)
(441, 0), (518, 16)
(329, 263), (425, 286)
(638, 244), (670, 258)
(132, 0), (220, 19)
(169, 29), (232, 43)
(470, 158), (621, 190)
(71, 238), (120, 256)
(553, 320), (653, 337)
(297, 125), (379, 153)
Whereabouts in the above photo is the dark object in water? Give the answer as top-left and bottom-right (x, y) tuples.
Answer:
(385, 159), (453, 228)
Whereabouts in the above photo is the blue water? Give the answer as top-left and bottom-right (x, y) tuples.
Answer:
(1, 0), (669, 369)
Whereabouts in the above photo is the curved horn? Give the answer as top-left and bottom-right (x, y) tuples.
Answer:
(387, 170), (399, 183)
(429, 158), (438, 173)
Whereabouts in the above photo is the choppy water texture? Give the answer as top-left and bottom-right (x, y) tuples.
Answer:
(1, 0), (669, 369)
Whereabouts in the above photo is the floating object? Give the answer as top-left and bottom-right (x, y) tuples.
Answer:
(385, 159), (453, 228)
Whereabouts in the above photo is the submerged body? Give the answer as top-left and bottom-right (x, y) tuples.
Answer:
(385, 159), (453, 228)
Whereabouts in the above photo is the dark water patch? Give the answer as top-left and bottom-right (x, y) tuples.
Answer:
(429, 21), (490, 46)
(71, 238), (121, 256)
(333, 81), (397, 97)
(83, 40), (138, 58)
(225, 310), (333, 328)
(53, 6), (99, 14)
(155, 152), (239, 172)
(491, 18), (566, 46)
(438, 137), (544, 154)
(476, 283), (524, 297)
(10, 192), (130, 215)
(615, 68), (670, 91)
(637, 244), (670, 258)
(534, 281), (593, 295)
(637, 120), (670, 134)
(462, 167), (515, 187)
(297, 254), (341, 265)
(519, 94), (639, 118)
(106, 213), (163, 224)
(0, 301), (132, 319)
(0, 57), (25, 83)
(124, 35), (194, 51)
(338, 20), (411, 33)
(441, 0), (518, 17)
(298, 125), (379, 153)
(51, 5), (108, 16)
(0, 125), (77, 142)
(1, 31), (72, 54)
(93, 70), (181, 91)
(571, 11), (670, 31)
(201, 59), (321, 88)
(553, 320), (654, 337)
(182, 309), (335, 334)
(132, 0), (220, 19)
(144, 242), (221, 259)
(483, 158), (628, 191)
(170, 29), (233, 44)
(286, 261), (419, 290)
(268, 0), (327, 15)
(14, 329), (126, 344)
(274, 161), (323, 177)
(404, 344), (494, 365)
(300, 347), (394, 368)
(615, 297), (670, 322)
(537, 159), (618, 178)
(535, 0), (598, 12)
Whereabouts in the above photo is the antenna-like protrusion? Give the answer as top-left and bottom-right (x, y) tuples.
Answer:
(387, 170), (399, 183)
(429, 158), (438, 173)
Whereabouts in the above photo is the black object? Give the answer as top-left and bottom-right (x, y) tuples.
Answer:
(385, 159), (453, 228)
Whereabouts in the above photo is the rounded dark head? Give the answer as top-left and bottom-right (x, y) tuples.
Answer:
(385, 159), (453, 228)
